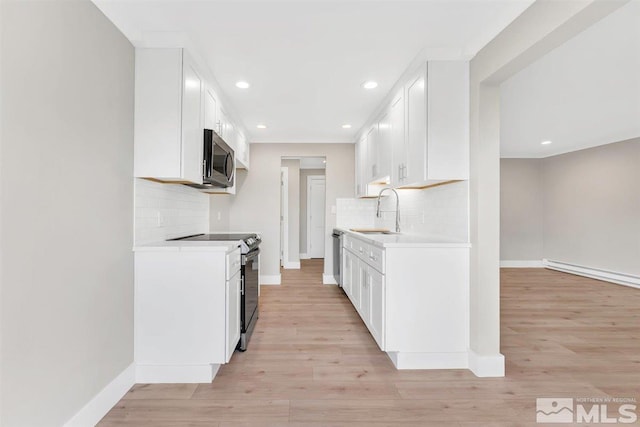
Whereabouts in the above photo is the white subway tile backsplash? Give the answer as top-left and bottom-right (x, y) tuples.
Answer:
(336, 181), (469, 241)
(134, 178), (209, 245)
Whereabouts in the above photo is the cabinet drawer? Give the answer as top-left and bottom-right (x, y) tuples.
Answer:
(366, 245), (384, 274)
(226, 248), (241, 280)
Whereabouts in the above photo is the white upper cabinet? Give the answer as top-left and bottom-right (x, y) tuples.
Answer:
(236, 132), (250, 170)
(355, 137), (368, 197)
(375, 109), (392, 182)
(401, 61), (469, 186)
(204, 86), (218, 131)
(134, 48), (204, 184)
(356, 60), (469, 194)
(389, 90), (405, 187)
(365, 125), (377, 183)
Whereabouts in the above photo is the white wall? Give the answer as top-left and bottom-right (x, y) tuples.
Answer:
(336, 181), (469, 243)
(1, 1), (134, 425)
(135, 179), (209, 245)
(500, 0), (640, 158)
(221, 144), (354, 282)
(499, 159), (543, 261)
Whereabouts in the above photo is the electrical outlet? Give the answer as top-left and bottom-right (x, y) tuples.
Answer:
(156, 211), (165, 227)
(217, 211), (222, 221)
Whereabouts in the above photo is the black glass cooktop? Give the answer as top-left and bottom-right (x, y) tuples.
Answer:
(168, 233), (254, 242)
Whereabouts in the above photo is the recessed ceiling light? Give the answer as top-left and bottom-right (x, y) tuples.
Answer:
(362, 81), (378, 90)
(235, 81), (250, 89)
(342, 124), (352, 129)
(541, 140), (552, 145)
(256, 124), (267, 129)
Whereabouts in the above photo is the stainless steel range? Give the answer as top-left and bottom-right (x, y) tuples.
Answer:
(168, 233), (261, 351)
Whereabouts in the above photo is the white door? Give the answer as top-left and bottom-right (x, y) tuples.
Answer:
(280, 168), (288, 267)
(307, 176), (326, 258)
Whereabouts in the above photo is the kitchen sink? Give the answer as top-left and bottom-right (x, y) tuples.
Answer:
(352, 230), (399, 235)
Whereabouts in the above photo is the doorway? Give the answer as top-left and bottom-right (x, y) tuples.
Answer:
(280, 156), (326, 270)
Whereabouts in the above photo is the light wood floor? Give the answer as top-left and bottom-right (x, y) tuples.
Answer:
(100, 261), (640, 426)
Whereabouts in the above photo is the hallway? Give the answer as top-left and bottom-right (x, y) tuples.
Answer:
(100, 262), (640, 425)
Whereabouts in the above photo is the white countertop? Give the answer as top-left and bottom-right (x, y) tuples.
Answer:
(337, 228), (471, 249)
(133, 240), (241, 253)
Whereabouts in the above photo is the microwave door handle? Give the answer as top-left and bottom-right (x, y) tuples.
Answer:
(225, 153), (234, 181)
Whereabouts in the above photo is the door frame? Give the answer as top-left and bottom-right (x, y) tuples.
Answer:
(306, 175), (326, 258)
(280, 167), (288, 267)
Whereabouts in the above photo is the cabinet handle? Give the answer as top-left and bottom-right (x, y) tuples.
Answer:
(369, 254), (377, 261)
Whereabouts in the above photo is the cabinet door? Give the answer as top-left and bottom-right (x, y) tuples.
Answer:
(204, 87), (217, 131)
(405, 64), (427, 185)
(342, 250), (353, 297)
(355, 138), (367, 197)
(350, 255), (361, 310)
(181, 53), (204, 184)
(376, 110), (392, 181)
(366, 125), (377, 183)
(225, 272), (241, 362)
(390, 91), (405, 187)
(359, 261), (370, 324)
(369, 266), (385, 349)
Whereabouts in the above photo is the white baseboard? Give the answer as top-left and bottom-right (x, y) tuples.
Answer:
(63, 363), (135, 427)
(468, 350), (505, 377)
(322, 274), (338, 285)
(386, 351), (469, 370)
(500, 260), (544, 268)
(543, 259), (640, 289)
(260, 274), (281, 285)
(136, 363), (220, 384)
(283, 261), (301, 269)
(300, 253), (310, 260)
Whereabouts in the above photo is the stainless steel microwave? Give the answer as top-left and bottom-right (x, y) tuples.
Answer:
(189, 129), (235, 189)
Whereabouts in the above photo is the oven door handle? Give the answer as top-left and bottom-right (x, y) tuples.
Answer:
(240, 276), (245, 296)
(245, 247), (260, 261)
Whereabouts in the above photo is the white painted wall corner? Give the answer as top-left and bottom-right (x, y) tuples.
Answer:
(63, 363), (135, 427)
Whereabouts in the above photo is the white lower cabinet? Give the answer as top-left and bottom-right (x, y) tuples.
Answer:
(135, 247), (241, 383)
(368, 266), (385, 349)
(225, 270), (241, 363)
(343, 233), (469, 370)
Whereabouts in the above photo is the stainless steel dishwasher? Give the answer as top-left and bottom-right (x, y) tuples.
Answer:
(332, 229), (344, 286)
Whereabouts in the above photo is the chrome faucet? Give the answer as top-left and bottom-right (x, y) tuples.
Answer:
(376, 188), (400, 233)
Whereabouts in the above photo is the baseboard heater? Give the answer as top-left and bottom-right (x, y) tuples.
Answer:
(543, 259), (640, 289)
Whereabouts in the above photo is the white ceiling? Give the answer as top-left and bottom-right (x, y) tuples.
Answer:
(500, 0), (640, 158)
(94, 0), (533, 143)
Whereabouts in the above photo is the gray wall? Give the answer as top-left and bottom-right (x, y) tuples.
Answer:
(282, 159), (300, 264)
(500, 159), (543, 261)
(300, 169), (325, 254)
(225, 144), (354, 280)
(1, 1), (134, 425)
(500, 139), (640, 276)
(542, 139), (640, 275)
